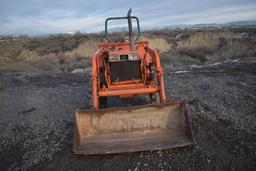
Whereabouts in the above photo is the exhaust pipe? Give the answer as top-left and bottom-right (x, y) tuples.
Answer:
(127, 8), (136, 51)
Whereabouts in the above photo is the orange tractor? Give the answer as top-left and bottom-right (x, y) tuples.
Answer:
(73, 9), (193, 155)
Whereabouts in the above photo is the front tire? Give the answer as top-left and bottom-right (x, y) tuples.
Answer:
(150, 93), (160, 104)
(99, 72), (107, 109)
(99, 97), (107, 108)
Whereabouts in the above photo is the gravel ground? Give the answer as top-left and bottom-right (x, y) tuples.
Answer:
(0, 57), (256, 171)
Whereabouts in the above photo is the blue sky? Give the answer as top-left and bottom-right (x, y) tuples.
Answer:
(0, 0), (256, 35)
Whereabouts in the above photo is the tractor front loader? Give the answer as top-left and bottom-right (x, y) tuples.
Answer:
(73, 9), (193, 155)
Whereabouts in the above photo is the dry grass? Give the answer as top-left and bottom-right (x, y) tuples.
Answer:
(217, 38), (256, 60)
(0, 34), (100, 72)
(0, 28), (256, 72)
(140, 36), (171, 52)
(64, 39), (100, 58)
(176, 31), (241, 62)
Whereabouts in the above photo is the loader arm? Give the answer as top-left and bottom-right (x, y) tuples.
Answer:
(144, 46), (166, 103)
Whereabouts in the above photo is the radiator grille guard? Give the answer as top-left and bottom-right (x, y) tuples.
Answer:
(109, 60), (141, 82)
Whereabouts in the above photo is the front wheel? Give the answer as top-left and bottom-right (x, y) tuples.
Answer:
(99, 71), (107, 109)
(149, 93), (160, 104)
(99, 97), (107, 108)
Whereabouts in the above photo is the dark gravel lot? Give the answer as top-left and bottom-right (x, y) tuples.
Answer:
(0, 57), (256, 171)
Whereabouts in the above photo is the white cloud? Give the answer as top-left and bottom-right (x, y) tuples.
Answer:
(0, 0), (256, 35)
(141, 5), (256, 26)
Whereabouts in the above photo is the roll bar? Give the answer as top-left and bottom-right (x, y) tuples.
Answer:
(104, 9), (141, 44)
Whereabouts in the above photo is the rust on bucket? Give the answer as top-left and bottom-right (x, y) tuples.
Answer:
(73, 101), (193, 155)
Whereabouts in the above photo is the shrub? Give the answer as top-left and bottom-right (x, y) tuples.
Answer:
(30, 54), (60, 72)
(219, 38), (256, 59)
(177, 32), (220, 62)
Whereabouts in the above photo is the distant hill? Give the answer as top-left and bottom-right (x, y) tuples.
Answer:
(166, 20), (256, 29)
(226, 20), (256, 26)
(1, 20), (255, 37)
(108, 20), (256, 32)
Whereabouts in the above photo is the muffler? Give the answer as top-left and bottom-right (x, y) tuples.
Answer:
(73, 101), (193, 155)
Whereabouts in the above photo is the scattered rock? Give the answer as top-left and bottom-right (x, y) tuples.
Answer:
(71, 68), (86, 73)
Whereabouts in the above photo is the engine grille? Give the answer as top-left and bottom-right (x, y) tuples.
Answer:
(109, 60), (141, 82)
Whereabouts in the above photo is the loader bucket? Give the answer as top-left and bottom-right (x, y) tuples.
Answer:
(73, 101), (193, 155)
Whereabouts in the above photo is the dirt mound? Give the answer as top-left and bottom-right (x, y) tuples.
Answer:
(17, 49), (40, 62)
(140, 36), (171, 52)
(0, 39), (100, 72)
(64, 39), (100, 58)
